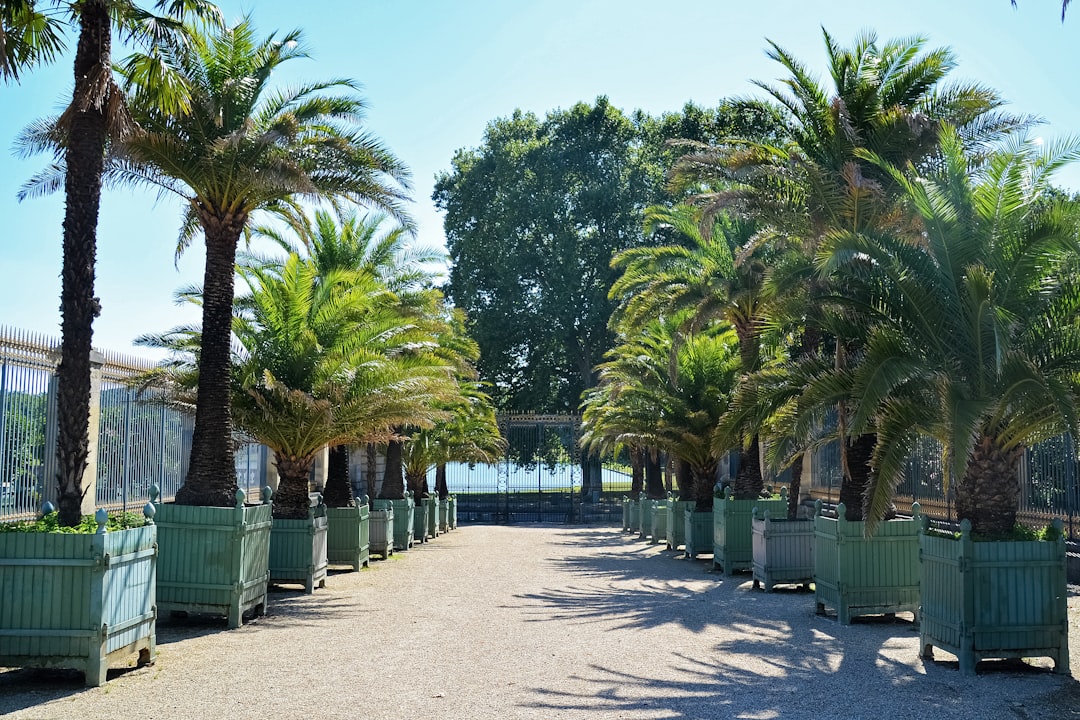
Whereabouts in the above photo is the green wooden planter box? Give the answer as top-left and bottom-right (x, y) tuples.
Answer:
(651, 499), (670, 545)
(325, 499), (370, 571)
(621, 496), (631, 531)
(713, 488), (789, 575)
(814, 501), (921, 624)
(414, 498), (430, 543)
(374, 493), (415, 550)
(639, 498), (656, 540)
(369, 507), (394, 559)
(269, 495), (328, 594)
(0, 508), (157, 687)
(628, 495), (642, 534)
(154, 486), (272, 629)
(919, 517), (1070, 675)
(439, 498), (450, 533)
(751, 508), (815, 591)
(666, 497), (693, 550)
(427, 496), (440, 539)
(449, 496), (457, 529)
(684, 506), (714, 559)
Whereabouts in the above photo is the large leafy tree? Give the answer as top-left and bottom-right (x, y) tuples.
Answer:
(434, 98), (781, 415)
(821, 129), (1080, 536)
(7, 0), (220, 526)
(110, 19), (411, 506)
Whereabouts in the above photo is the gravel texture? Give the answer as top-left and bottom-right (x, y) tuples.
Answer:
(2, 524), (1080, 719)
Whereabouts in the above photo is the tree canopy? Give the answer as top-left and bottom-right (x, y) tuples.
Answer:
(434, 97), (783, 413)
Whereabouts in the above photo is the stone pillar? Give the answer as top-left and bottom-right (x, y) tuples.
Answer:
(78, 351), (106, 516)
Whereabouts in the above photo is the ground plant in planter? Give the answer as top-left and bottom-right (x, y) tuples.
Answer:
(751, 504), (814, 591)
(713, 486), (788, 575)
(0, 506), (157, 686)
(814, 501), (921, 624)
(919, 518), (1069, 674)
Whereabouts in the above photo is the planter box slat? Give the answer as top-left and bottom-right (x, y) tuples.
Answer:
(713, 490), (788, 575)
(369, 508), (394, 558)
(154, 489), (272, 629)
(752, 510), (815, 591)
(666, 499), (693, 550)
(374, 496), (415, 550)
(269, 497), (329, 594)
(325, 503), (370, 571)
(0, 519), (157, 686)
(684, 507), (713, 559)
(920, 519), (1069, 674)
(814, 501), (920, 624)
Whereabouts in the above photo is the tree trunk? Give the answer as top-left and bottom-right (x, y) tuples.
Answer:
(732, 434), (764, 499)
(322, 444), (353, 507)
(675, 458), (692, 501)
(273, 453), (316, 520)
(692, 460), (718, 510)
(644, 450), (664, 498)
(787, 453), (804, 519)
(435, 464), (449, 499)
(629, 447), (644, 496)
(54, 0), (111, 527)
(175, 211), (246, 506)
(365, 443), (378, 501)
(405, 466), (427, 498)
(955, 433), (1024, 537)
(379, 438), (405, 498)
(840, 433), (875, 521)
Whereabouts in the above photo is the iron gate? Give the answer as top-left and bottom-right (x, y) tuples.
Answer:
(449, 413), (585, 523)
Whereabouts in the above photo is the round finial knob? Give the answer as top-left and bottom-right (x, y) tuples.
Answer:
(41, 500), (56, 515)
(149, 485), (160, 503)
(95, 508), (109, 533)
(143, 502), (156, 523)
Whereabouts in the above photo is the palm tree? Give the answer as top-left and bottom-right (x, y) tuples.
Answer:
(401, 382), (505, 500)
(7, 0), (219, 526)
(114, 18), (411, 506)
(821, 127), (1080, 536)
(609, 204), (772, 499)
(586, 319), (742, 508)
(250, 208), (445, 507)
(672, 29), (1034, 520)
(142, 253), (454, 519)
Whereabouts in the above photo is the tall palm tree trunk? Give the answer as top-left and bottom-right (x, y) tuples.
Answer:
(365, 443), (378, 501)
(380, 438), (405, 498)
(840, 433), (875, 521)
(692, 461), (717, 510)
(435, 464), (449, 499)
(175, 218), (244, 506)
(55, 0), (110, 527)
(323, 444), (353, 507)
(676, 458), (692, 501)
(629, 447), (644, 495)
(733, 434), (764, 499)
(644, 450), (664, 498)
(956, 433), (1024, 537)
(405, 467), (426, 498)
(273, 454), (316, 520)
(787, 453), (804, 519)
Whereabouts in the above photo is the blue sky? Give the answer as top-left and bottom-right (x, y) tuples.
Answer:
(1, 0), (1077, 354)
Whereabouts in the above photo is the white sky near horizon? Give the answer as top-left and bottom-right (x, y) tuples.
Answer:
(0, 0), (1076, 356)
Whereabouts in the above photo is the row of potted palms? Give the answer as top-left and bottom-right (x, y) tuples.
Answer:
(586, 29), (1075, 675)
(0, 9), (499, 685)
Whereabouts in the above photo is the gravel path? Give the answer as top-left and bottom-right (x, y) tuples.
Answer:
(2, 525), (1080, 719)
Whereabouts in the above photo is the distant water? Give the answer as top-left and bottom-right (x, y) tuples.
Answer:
(426, 462), (631, 493)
